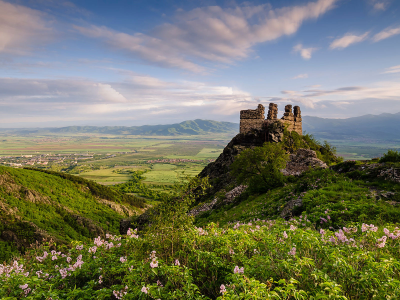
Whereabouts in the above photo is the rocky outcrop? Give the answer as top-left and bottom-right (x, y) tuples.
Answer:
(281, 149), (328, 176)
(198, 130), (267, 193)
(188, 185), (247, 216)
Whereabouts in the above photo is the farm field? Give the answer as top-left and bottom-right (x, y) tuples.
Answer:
(0, 133), (229, 187)
(0, 132), (398, 186)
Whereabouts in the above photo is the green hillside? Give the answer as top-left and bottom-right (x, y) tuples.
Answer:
(0, 166), (145, 262)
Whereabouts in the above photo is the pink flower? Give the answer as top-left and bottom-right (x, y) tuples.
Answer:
(141, 286), (148, 294)
(19, 284), (28, 289)
(52, 256), (57, 261)
(289, 225), (297, 231)
(320, 229), (325, 235)
(234, 266), (244, 274)
(175, 259), (180, 266)
(283, 231), (288, 239)
(67, 257), (71, 263)
(220, 284), (227, 294)
(150, 259), (158, 268)
(76, 245), (83, 250)
(377, 236), (387, 248)
(120, 257), (127, 263)
(288, 247), (296, 256)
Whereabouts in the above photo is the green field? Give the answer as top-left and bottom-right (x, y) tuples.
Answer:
(0, 134), (228, 188)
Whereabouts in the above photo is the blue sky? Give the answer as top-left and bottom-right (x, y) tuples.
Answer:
(0, 0), (399, 127)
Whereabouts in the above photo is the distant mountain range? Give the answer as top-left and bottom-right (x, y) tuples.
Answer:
(0, 113), (399, 141)
(302, 112), (400, 141)
(0, 119), (238, 136)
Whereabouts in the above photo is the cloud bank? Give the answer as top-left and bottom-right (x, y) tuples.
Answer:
(0, 0), (52, 54)
(75, 0), (337, 72)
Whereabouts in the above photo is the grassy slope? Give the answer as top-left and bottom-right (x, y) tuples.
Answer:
(195, 162), (400, 228)
(0, 166), (145, 262)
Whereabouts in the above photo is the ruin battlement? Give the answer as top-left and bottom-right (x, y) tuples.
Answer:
(240, 103), (302, 135)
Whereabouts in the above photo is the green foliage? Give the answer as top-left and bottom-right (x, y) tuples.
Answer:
(145, 175), (210, 260)
(230, 143), (289, 193)
(2, 218), (400, 299)
(0, 166), (142, 263)
(113, 170), (167, 200)
(25, 168), (145, 208)
(280, 130), (342, 165)
(379, 150), (400, 163)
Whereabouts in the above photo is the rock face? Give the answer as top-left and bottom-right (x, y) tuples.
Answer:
(281, 149), (328, 176)
(188, 185), (247, 216)
(198, 130), (267, 193)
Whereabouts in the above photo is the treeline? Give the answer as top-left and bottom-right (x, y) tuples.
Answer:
(113, 170), (167, 200)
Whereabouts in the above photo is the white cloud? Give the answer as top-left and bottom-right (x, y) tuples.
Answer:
(293, 44), (318, 60)
(368, 0), (391, 11)
(372, 26), (400, 42)
(329, 32), (369, 49)
(383, 65), (400, 74)
(75, 0), (337, 72)
(0, 0), (52, 54)
(0, 75), (256, 124)
(293, 73), (309, 79)
(269, 81), (400, 111)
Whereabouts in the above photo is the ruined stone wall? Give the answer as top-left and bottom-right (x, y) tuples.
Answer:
(240, 104), (265, 134)
(240, 103), (302, 135)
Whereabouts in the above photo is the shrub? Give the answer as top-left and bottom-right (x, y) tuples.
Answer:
(379, 150), (400, 163)
(230, 143), (289, 193)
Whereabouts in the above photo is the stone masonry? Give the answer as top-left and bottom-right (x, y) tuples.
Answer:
(239, 104), (265, 134)
(240, 103), (302, 135)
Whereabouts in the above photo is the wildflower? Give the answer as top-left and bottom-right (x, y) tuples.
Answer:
(234, 266), (244, 274)
(229, 249), (235, 255)
(120, 257), (127, 263)
(157, 280), (163, 287)
(52, 256), (57, 261)
(98, 275), (103, 284)
(377, 236), (387, 248)
(174, 259), (180, 266)
(288, 247), (296, 256)
(220, 284), (227, 294)
(127, 228), (139, 238)
(320, 229), (325, 235)
(113, 286), (128, 299)
(150, 259), (158, 268)
(283, 231), (288, 239)
(289, 225), (297, 231)
(76, 245), (83, 250)
(19, 284), (28, 289)
(141, 286), (148, 294)
(327, 215), (331, 220)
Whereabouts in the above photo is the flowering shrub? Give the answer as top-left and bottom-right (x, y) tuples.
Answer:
(1, 218), (400, 299)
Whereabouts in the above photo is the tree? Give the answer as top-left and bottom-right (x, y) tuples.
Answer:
(231, 142), (289, 193)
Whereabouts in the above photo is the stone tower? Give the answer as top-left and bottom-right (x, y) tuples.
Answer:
(239, 103), (302, 135)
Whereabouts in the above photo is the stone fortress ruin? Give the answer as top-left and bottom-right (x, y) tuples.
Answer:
(240, 103), (302, 135)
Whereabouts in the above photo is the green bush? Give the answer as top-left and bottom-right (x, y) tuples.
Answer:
(379, 150), (400, 163)
(230, 142), (289, 193)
